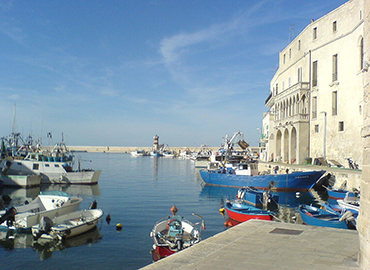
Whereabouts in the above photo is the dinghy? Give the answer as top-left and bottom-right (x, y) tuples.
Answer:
(32, 209), (103, 241)
(150, 205), (205, 261)
(0, 191), (82, 231)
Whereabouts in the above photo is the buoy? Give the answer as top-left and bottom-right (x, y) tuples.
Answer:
(116, 223), (123, 231)
(106, 214), (111, 225)
(219, 208), (225, 214)
(295, 192), (301, 198)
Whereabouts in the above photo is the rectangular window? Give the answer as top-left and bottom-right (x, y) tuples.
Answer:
(315, 125), (319, 133)
(333, 21), (337, 32)
(298, 40), (301, 51)
(33, 164), (39, 170)
(332, 54), (338, 81)
(297, 67), (302, 82)
(332, 91), (338, 115)
(339, 121), (344, 131)
(313, 27), (317, 39)
(45, 164), (50, 167)
(54, 164), (59, 167)
(312, 96), (317, 119)
(275, 83), (278, 95)
(289, 49), (291, 59)
(312, 61), (318, 86)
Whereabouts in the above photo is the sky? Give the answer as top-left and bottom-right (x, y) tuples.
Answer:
(0, 0), (349, 148)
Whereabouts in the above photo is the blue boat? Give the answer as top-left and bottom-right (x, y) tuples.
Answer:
(236, 187), (279, 208)
(298, 204), (355, 229)
(199, 169), (326, 191)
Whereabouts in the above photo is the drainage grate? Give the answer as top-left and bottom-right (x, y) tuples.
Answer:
(269, 228), (303, 235)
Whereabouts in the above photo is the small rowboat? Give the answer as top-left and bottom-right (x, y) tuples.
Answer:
(224, 201), (273, 223)
(298, 205), (355, 229)
(31, 209), (103, 241)
(150, 205), (205, 261)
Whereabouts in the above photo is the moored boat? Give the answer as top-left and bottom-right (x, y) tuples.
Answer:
(298, 204), (355, 229)
(150, 205), (205, 261)
(32, 209), (103, 241)
(236, 186), (279, 208)
(0, 174), (41, 187)
(200, 167), (326, 191)
(224, 201), (273, 223)
(0, 191), (82, 231)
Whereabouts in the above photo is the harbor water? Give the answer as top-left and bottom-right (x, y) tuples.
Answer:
(0, 153), (316, 269)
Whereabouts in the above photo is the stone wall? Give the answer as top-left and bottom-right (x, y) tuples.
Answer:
(358, 0), (370, 268)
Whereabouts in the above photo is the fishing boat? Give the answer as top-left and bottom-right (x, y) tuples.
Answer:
(337, 193), (360, 214)
(150, 205), (205, 261)
(298, 204), (355, 229)
(32, 209), (103, 241)
(0, 142), (101, 185)
(223, 201), (274, 223)
(324, 186), (352, 199)
(199, 166), (326, 191)
(0, 191), (82, 231)
(236, 187), (279, 208)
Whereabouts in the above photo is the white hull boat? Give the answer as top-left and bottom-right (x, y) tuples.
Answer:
(0, 191), (82, 231)
(1, 158), (101, 185)
(0, 174), (41, 187)
(32, 209), (103, 241)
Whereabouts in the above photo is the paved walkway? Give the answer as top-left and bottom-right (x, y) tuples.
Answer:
(140, 220), (359, 270)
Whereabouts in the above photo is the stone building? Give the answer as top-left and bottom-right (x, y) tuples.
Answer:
(358, 0), (370, 268)
(264, 0), (365, 167)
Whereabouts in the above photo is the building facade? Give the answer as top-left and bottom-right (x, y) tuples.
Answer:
(265, 0), (365, 167)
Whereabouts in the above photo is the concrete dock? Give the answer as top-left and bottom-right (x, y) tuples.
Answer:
(140, 220), (359, 270)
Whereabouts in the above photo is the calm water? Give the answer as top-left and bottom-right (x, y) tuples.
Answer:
(0, 153), (315, 269)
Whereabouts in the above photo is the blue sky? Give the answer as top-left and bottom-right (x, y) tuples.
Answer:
(0, 0), (348, 147)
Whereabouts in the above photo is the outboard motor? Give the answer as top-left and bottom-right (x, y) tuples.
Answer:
(34, 216), (54, 240)
(89, 200), (98, 209)
(0, 207), (17, 227)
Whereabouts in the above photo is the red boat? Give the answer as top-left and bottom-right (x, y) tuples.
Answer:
(224, 201), (274, 223)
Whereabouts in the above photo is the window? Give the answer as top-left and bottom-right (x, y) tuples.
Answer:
(315, 125), (319, 133)
(33, 164), (39, 170)
(312, 96), (317, 119)
(45, 164), (50, 167)
(339, 121), (344, 131)
(332, 54), (338, 81)
(288, 77), (291, 88)
(297, 67), (302, 82)
(54, 164), (60, 167)
(332, 91), (338, 115)
(333, 21), (337, 32)
(275, 83), (278, 95)
(298, 40), (301, 51)
(283, 54), (286, 64)
(312, 61), (318, 86)
(289, 48), (291, 59)
(313, 27), (317, 39)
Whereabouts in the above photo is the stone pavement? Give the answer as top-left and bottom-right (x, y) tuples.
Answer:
(140, 220), (359, 270)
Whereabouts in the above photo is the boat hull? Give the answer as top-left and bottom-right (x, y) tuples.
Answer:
(31, 209), (103, 240)
(200, 170), (326, 191)
(0, 174), (41, 187)
(224, 202), (273, 223)
(298, 205), (349, 229)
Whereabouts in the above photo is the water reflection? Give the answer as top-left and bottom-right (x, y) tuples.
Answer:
(40, 184), (101, 196)
(1, 186), (41, 200)
(0, 226), (102, 260)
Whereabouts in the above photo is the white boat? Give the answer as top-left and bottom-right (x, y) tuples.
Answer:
(0, 142), (101, 185)
(190, 144), (212, 168)
(0, 191), (82, 231)
(0, 155), (101, 185)
(130, 150), (148, 157)
(0, 174), (41, 187)
(32, 209), (103, 241)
